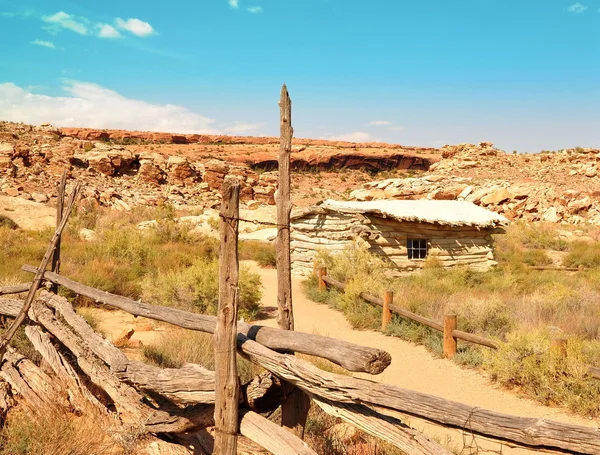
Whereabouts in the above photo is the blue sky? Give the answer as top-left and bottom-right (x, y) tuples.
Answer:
(0, 0), (599, 152)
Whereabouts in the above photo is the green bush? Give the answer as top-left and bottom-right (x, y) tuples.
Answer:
(564, 241), (600, 269)
(522, 249), (553, 266)
(0, 215), (18, 230)
(142, 257), (262, 320)
(239, 240), (277, 267)
(485, 330), (600, 416)
(505, 221), (568, 251)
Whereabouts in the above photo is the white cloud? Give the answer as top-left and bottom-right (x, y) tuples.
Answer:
(329, 132), (371, 142)
(115, 18), (155, 37)
(247, 6), (263, 13)
(369, 120), (392, 126)
(42, 11), (88, 35)
(97, 23), (121, 38)
(568, 3), (587, 13)
(31, 39), (56, 49)
(222, 121), (265, 135)
(0, 81), (217, 134)
(229, 0), (239, 8)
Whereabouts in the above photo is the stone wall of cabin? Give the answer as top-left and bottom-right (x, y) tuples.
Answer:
(291, 212), (499, 275)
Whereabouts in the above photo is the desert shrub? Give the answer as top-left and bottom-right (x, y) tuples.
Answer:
(522, 249), (553, 266)
(141, 257), (262, 320)
(316, 243), (387, 284)
(0, 215), (18, 230)
(238, 240), (277, 267)
(564, 241), (600, 269)
(301, 275), (340, 308)
(386, 318), (444, 356)
(451, 296), (514, 337)
(505, 221), (568, 251)
(485, 330), (600, 416)
(142, 330), (262, 384)
(147, 202), (195, 244)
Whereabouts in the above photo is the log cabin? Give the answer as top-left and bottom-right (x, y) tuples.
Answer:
(290, 199), (509, 275)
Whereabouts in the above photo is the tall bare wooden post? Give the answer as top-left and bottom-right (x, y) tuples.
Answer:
(214, 177), (241, 455)
(51, 170), (67, 294)
(276, 84), (294, 332)
(277, 84), (310, 437)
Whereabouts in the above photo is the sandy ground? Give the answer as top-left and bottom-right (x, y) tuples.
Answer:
(90, 262), (599, 454)
(0, 195), (55, 230)
(249, 264), (599, 454)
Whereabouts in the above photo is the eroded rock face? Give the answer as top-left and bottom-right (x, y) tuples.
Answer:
(3, 122), (600, 224)
(349, 143), (600, 225)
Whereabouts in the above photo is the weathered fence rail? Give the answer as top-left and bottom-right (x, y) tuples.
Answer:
(319, 270), (498, 351)
(317, 267), (600, 380)
(19, 265), (391, 375)
(1, 293), (599, 454)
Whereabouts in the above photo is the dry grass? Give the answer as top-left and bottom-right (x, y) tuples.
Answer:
(0, 204), (264, 320)
(0, 403), (123, 455)
(305, 222), (600, 416)
(142, 330), (263, 384)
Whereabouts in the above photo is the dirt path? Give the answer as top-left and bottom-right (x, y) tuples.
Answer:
(250, 264), (599, 454)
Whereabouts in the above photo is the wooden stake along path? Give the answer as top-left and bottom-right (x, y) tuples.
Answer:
(213, 177), (241, 454)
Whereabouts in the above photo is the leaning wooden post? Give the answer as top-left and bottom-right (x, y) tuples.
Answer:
(318, 267), (327, 292)
(214, 177), (241, 455)
(443, 314), (457, 359)
(50, 170), (67, 294)
(0, 184), (81, 363)
(382, 290), (393, 331)
(277, 84), (310, 438)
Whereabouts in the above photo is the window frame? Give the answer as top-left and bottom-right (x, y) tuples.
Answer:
(407, 238), (428, 260)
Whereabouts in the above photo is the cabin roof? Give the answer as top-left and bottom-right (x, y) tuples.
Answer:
(292, 199), (509, 229)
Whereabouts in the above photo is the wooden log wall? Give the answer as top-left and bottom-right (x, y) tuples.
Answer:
(290, 210), (500, 275)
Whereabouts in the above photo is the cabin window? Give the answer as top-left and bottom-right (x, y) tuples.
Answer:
(407, 239), (428, 260)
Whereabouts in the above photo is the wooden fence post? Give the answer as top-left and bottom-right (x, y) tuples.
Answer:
(277, 84), (311, 438)
(443, 314), (457, 359)
(382, 291), (393, 331)
(318, 267), (327, 292)
(213, 177), (241, 455)
(50, 170), (67, 294)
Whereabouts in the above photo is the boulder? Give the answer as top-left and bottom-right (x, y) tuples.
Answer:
(31, 192), (48, 203)
(87, 152), (114, 176)
(568, 197), (593, 213)
(481, 188), (511, 205)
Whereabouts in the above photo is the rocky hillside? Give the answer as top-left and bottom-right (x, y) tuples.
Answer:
(351, 142), (600, 225)
(2, 121), (600, 225)
(0, 122), (437, 211)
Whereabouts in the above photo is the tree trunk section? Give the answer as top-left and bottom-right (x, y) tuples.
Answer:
(213, 177), (241, 455)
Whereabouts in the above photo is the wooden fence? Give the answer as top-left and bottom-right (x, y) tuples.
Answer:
(316, 266), (600, 380)
(1, 86), (600, 454)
